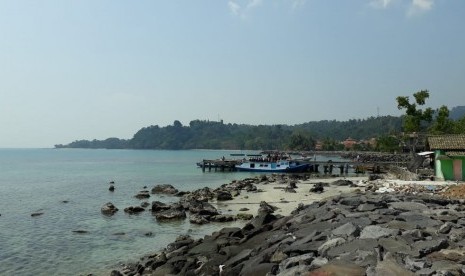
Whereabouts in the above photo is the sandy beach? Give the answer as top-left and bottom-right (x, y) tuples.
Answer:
(113, 172), (465, 275)
(214, 176), (369, 216)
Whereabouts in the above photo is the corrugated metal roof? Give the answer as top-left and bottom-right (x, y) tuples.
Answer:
(428, 134), (465, 150)
(445, 151), (465, 156)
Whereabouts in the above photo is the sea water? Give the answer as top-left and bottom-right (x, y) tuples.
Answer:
(0, 149), (337, 275)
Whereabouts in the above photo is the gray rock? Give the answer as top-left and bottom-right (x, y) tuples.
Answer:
(189, 214), (210, 225)
(101, 202), (118, 216)
(217, 190), (233, 201)
(241, 263), (276, 276)
(309, 257), (328, 270)
(339, 196), (363, 206)
(188, 241), (218, 256)
(326, 239), (378, 259)
(375, 253), (415, 275)
(123, 206), (145, 214)
(224, 249), (253, 267)
(151, 184), (178, 194)
(154, 208), (186, 221)
(270, 251), (288, 263)
(278, 253), (314, 271)
(210, 214), (235, 222)
(360, 225), (398, 239)
(188, 200), (219, 216)
(413, 239), (448, 257)
(332, 222), (360, 238)
(438, 222), (453, 234)
(318, 237), (346, 256)
(378, 237), (412, 254)
(357, 203), (377, 212)
(134, 190), (150, 199)
(308, 261), (365, 276)
(151, 201), (171, 212)
(276, 265), (311, 276)
(332, 179), (353, 186)
(404, 255), (428, 271)
(389, 202), (428, 212)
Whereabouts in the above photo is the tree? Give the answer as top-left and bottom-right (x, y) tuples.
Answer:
(396, 90), (434, 155)
(288, 132), (315, 151)
(429, 105), (455, 134)
(396, 90), (434, 133)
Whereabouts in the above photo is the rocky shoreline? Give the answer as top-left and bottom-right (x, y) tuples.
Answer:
(108, 175), (465, 276)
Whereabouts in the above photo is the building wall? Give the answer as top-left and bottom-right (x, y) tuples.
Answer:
(435, 150), (465, 181)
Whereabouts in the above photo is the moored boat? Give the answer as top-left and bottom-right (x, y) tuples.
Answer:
(235, 160), (309, 173)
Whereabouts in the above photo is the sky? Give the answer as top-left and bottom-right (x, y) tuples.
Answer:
(0, 0), (464, 148)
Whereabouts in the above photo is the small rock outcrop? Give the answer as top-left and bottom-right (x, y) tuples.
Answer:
(151, 184), (178, 195)
(101, 202), (118, 216)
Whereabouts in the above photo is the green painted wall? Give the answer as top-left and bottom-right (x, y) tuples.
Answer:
(435, 150), (465, 181)
(442, 159), (454, 180)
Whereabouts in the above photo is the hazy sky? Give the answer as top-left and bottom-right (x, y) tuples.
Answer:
(1, 0), (464, 148)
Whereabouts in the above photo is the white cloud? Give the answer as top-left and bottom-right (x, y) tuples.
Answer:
(291, 0), (307, 10)
(368, 0), (435, 16)
(246, 0), (262, 10)
(370, 0), (395, 9)
(228, 0), (305, 18)
(228, 1), (241, 15)
(408, 0), (434, 16)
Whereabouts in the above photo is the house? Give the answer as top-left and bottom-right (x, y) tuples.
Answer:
(427, 134), (465, 181)
(342, 137), (357, 150)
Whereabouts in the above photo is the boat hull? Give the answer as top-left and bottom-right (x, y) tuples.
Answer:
(235, 163), (309, 173)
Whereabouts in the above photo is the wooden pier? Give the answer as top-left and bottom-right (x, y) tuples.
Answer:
(198, 158), (407, 174)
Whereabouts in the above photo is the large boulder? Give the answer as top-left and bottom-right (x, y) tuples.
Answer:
(134, 190), (150, 199)
(124, 206), (145, 214)
(216, 191), (233, 201)
(151, 201), (171, 212)
(189, 214), (210, 225)
(151, 184), (178, 195)
(101, 202), (119, 216)
(187, 200), (219, 216)
(154, 204), (186, 221)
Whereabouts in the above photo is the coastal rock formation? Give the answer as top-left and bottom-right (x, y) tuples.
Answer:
(124, 206), (145, 214)
(113, 188), (465, 276)
(151, 184), (178, 195)
(101, 202), (119, 216)
(153, 203), (186, 221)
(134, 190), (150, 199)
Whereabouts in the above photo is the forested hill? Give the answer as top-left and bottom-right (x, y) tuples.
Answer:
(55, 116), (402, 150)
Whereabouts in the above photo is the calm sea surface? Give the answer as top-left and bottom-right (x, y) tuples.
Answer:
(0, 149), (337, 275)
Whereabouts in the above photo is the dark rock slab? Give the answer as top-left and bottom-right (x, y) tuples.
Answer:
(240, 263), (276, 276)
(154, 208), (186, 221)
(224, 248), (253, 267)
(331, 222), (360, 238)
(217, 190), (233, 201)
(151, 201), (171, 212)
(375, 253), (415, 275)
(124, 206), (145, 214)
(308, 260), (365, 276)
(360, 225), (398, 239)
(134, 190), (150, 199)
(189, 214), (210, 225)
(151, 184), (178, 194)
(331, 179), (354, 186)
(326, 239), (378, 259)
(389, 201), (428, 212)
(413, 239), (448, 257)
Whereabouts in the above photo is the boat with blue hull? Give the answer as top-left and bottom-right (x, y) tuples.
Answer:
(235, 160), (309, 173)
